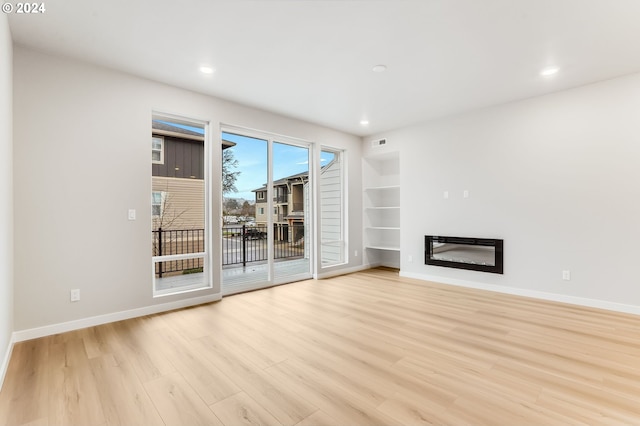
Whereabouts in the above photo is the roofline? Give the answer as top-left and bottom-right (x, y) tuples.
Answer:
(152, 129), (236, 149)
(153, 129), (203, 142)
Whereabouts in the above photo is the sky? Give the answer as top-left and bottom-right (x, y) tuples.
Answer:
(223, 132), (335, 201)
(154, 121), (333, 201)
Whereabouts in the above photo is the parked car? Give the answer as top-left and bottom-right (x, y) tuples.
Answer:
(244, 228), (267, 240)
(224, 215), (239, 224)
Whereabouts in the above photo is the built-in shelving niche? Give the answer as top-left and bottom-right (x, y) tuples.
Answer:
(363, 152), (400, 268)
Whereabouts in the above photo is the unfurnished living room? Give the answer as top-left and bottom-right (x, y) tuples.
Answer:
(1, 1), (640, 425)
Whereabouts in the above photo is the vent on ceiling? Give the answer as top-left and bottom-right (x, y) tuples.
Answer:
(371, 138), (387, 147)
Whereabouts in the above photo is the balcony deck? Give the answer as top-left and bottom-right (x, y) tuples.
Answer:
(155, 257), (311, 296)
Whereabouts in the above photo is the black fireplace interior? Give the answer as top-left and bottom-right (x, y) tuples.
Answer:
(425, 235), (503, 274)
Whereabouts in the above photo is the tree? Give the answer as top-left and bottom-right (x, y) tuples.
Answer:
(241, 201), (253, 217)
(222, 149), (240, 194)
(152, 190), (187, 257)
(152, 191), (185, 231)
(225, 198), (240, 212)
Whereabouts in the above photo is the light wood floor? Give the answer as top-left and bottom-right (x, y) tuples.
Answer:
(1, 268), (640, 425)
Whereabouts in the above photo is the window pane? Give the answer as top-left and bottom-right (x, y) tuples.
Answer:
(152, 118), (207, 295)
(272, 141), (311, 281)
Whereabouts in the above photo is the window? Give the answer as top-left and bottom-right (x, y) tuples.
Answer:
(151, 115), (208, 297)
(257, 191), (265, 200)
(259, 207), (264, 214)
(152, 136), (164, 164)
(151, 191), (165, 217)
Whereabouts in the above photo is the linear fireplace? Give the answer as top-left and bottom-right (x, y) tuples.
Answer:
(425, 235), (503, 274)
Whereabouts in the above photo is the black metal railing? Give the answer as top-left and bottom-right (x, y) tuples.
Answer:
(153, 224), (305, 277)
(222, 223), (305, 266)
(152, 228), (205, 278)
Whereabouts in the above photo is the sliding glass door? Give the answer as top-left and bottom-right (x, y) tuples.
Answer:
(221, 128), (312, 295)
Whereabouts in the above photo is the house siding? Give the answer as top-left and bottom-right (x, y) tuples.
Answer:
(152, 176), (204, 230)
(152, 135), (204, 179)
(320, 159), (343, 263)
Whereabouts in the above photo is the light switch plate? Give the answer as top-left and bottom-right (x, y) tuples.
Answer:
(128, 209), (136, 220)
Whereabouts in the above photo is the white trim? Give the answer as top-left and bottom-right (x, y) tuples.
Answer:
(400, 271), (640, 316)
(221, 123), (314, 146)
(13, 292), (222, 343)
(315, 263), (372, 280)
(152, 252), (205, 262)
(153, 280), (213, 298)
(0, 333), (15, 391)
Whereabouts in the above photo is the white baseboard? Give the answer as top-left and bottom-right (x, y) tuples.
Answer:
(13, 292), (222, 343)
(0, 333), (15, 391)
(315, 263), (375, 280)
(400, 271), (640, 316)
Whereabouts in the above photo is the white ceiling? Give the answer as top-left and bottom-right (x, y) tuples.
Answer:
(8, 0), (640, 136)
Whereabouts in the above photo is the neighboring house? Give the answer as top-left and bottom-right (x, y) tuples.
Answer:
(253, 171), (308, 243)
(152, 120), (205, 231)
(252, 157), (340, 248)
(151, 120), (235, 231)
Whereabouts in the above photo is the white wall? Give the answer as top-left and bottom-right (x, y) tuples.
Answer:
(367, 73), (640, 312)
(13, 47), (362, 333)
(0, 14), (14, 385)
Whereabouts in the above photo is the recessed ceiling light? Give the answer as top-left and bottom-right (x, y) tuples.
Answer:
(372, 65), (387, 73)
(360, 120), (370, 126)
(540, 66), (559, 77)
(199, 66), (215, 74)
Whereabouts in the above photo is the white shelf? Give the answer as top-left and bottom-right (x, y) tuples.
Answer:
(365, 206), (400, 210)
(366, 227), (400, 230)
(365, 245), (400, 251)
(364, 185), (400, 191)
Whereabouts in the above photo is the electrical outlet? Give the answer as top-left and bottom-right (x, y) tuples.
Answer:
(562, 270), (571, 281)
(408, 255), (413, 263)
(354, 250), (358, 257)
(70, 289), (80, 302)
